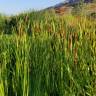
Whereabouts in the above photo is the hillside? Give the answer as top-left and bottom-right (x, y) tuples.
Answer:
(45, 1), (96, 15)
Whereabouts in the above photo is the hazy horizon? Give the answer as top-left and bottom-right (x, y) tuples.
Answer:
(0, 0), (65, 15)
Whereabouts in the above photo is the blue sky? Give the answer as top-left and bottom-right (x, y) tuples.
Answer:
(0, 0), (65, 15)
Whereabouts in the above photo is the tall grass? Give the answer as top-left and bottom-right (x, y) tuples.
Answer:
(0, 12), (96, 96)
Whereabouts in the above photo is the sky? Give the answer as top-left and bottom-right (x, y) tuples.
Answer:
(0, 0), (65, 15)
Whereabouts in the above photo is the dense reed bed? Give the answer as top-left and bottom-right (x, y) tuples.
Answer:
(0, 12), (96, 96)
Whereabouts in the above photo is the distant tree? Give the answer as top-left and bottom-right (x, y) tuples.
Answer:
(92, 0), (96, 3)
(72, 0), (85, 15)
(0, 14), (5, 34)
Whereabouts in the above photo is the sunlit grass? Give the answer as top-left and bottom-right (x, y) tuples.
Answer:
(0, 12), (96, 96)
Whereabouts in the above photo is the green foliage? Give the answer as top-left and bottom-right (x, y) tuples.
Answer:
(0, 11), (96, 96)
